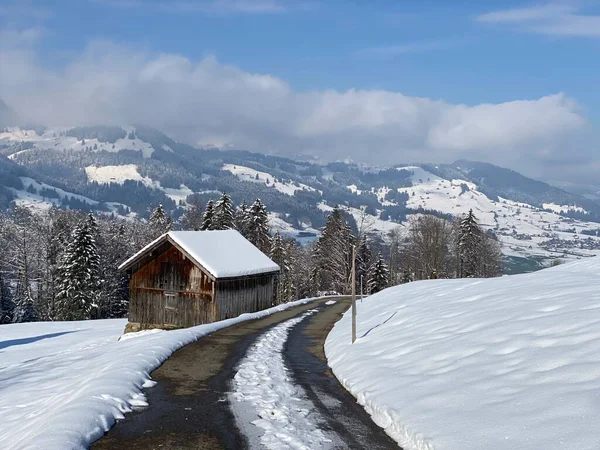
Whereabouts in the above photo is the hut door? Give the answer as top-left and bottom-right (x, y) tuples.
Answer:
(164, 291), (178, 325)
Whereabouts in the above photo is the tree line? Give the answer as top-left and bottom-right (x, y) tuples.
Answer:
(0, 192), (502, 324)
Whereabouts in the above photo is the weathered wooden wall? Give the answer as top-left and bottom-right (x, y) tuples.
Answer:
(129, 245), (216, 328)
(215, 274), (275, 321)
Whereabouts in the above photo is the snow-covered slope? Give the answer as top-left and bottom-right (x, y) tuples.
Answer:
(325, 258), (600, 450)
(0, 298), (319, 450)
(11, 177), (98, 211)
(223, 163), (318, 197)
(85, 164), (193, 204)
(347, 165), (600, 263)
(1, 126), (154, 159)
(8, 177), (131, 218)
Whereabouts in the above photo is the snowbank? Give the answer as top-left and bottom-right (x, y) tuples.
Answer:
(325, 258), (600, 450)
(0, 298), (319, 450)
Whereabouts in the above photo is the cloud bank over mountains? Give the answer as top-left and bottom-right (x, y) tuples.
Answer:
(0, 28), (595, 185)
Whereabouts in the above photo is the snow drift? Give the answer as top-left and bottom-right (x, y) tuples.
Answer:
(325, 258), (600, 450)
(0, 298), (318, 450)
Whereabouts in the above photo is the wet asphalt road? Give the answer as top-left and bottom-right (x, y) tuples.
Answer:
(91, 298), (400, 450)
(285, 301), (399, 449)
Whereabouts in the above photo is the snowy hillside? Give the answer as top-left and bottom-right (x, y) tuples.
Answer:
(1, 126), (154, 159)
(8, 176), (132, 218)
(222, 163), (319, 196)
(85, 164), (194, 204)
(325, 258), (600, 450)
(3, 124), (600, 269)
(0, 299), (318, 450)
(344, 165), (600, 263)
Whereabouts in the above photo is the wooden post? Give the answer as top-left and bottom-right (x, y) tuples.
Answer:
(352, 245), (357, 344)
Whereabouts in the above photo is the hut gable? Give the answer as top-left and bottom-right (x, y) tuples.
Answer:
(120, 230), (280, 331)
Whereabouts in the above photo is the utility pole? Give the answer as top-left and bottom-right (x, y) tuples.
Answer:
(352, 245), (356, 343)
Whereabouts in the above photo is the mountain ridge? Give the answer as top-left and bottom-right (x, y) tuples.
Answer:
(2, 124), (600, 270)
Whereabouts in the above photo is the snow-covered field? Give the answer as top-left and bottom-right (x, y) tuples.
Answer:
(0, 298), (318, 450)
(325, 258), (600, 450)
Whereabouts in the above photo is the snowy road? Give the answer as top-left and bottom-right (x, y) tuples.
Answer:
(93, 298), (398, 449)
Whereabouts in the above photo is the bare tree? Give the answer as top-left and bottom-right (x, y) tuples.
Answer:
(405, 215), (453, 279)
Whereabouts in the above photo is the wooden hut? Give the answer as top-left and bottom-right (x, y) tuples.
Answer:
(119, 230), (280, 332)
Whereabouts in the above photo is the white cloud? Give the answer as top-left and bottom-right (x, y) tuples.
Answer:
(0, 31), (594, 184)
(477, 2), (600, 37)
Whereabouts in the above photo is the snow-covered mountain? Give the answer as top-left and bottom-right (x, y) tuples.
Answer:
(2, 125), (600, 272)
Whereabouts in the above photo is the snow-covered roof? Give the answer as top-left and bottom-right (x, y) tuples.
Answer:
(119, 230), (280, 278)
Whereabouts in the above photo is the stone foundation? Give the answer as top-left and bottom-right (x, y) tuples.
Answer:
(123, 322), (182, 334)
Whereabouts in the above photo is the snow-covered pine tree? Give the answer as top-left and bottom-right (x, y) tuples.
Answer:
(96, 221), (129, 318)
(200, 200), (216, 231)
(235, 200), (251, 238)
(458, 209), (482, 278)
(368, 254), (389, 294)
(313, 207), (355, 294)
(148, 204), (172, 239)
(181, 196), (203, 231)
(248, 199), (271, 254)
(212, 193), (235, 230)
(0, 272), (14, 324)
(55, 215), (101, 321)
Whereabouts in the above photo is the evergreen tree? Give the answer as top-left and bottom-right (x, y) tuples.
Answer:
(313, 207), (355, 294)
(270, 231), (286, 269)
(235, 200), (251, 238)
(458, 209), (482, 278)
(148, 204), (172, 239)
(55, 216), (101, 320)
(200, 200), (216, 231)
(0, 273), (14, 324)
(96, 221), (129, 319)
(248, 199), (271, 254)
(181, 197), (203, 231)
(368, 254), (389, 294)
(212, 193), (235, 230)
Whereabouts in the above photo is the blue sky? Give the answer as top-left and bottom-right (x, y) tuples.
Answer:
(1, 0), (599, 186)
